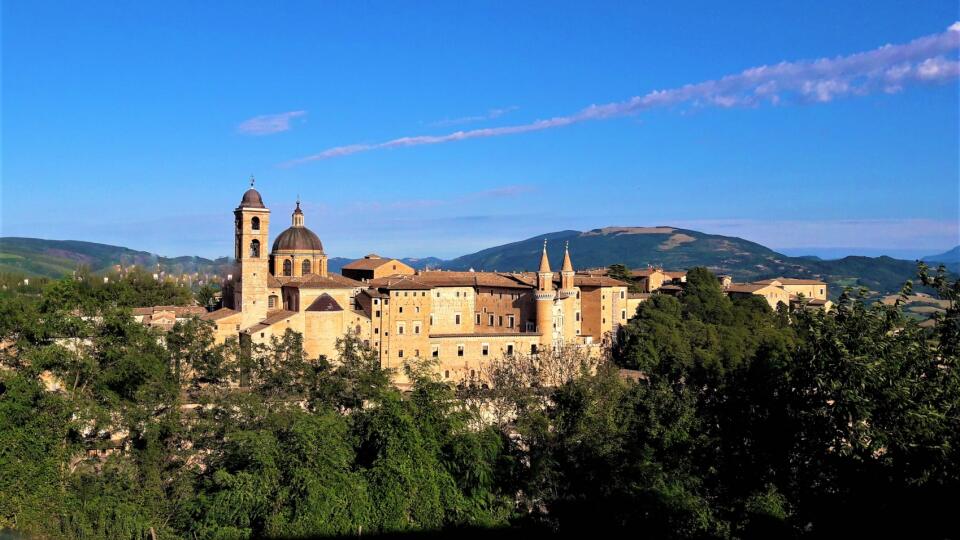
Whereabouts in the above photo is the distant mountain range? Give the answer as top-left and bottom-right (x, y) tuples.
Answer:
(924, 245), (960, 264)
(3, 229), (956, 298)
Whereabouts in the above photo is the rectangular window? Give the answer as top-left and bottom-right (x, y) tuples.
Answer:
(506, 344), (514, 355)
(432, 345), (439, 358)
(576, 311), (580, 321)
(498, 315), (503, 326)
(398, 350), (404, 358)
(489, 314), (495, 326)
(476, 313), (481, 324)
(404, 291), (408, 297)
(620, 291), (625, 299)
(455, 313), (461, 325)
(397, 323), (404, 335)
(457, 345), (464, 357)
(415, 306), (420, 313)
(531, 344), (538, 354)
(375, 328), (379, 334)
(398, 306), (403, 313)
(430, 314), (434, 325)
(374, 299), (379, 305)
(482, 344), (489, 356)
(414, 323), (421, 334)
(375, 310), (381, 317)
(621, 310), (627, 320)
(508, 315), (515, 328)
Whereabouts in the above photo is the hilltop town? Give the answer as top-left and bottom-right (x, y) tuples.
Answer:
(128, 183), (829, 388)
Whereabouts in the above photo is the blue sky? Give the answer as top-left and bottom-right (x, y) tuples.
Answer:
(2, 1), (958, 260)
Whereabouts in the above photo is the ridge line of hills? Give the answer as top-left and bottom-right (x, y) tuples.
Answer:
(1, 228), (957, 299)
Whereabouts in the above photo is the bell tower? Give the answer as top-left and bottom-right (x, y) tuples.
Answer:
(233, 176), (271, 328)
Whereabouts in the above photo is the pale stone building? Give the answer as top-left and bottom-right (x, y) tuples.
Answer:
(204, 184), (628, 386)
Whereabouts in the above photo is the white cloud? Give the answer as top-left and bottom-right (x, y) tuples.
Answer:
(237, 110), (307, 135)
(283, 22), (960, 165)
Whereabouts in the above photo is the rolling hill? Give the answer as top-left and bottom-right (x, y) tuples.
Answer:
(442, 227), (951, 298)
(924, 245), (960, 264)
(3, 228), (951, 298)
(0, 237), (230, 278)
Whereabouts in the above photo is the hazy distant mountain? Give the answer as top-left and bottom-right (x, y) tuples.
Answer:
(0, 237), (230, 278)
(441, 227), (948, 297)
(924, 246), (960, 264)
(3, 230), (950, 298)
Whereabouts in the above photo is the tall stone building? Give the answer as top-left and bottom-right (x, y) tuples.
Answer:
(206, 184), (628, 385)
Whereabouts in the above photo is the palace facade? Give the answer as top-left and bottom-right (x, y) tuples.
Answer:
(203, 185), (629, 385)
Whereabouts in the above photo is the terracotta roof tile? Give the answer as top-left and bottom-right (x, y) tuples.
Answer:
(305, 293), (343, 312)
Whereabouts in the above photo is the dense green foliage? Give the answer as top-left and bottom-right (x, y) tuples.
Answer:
(1, 267), (958, 538)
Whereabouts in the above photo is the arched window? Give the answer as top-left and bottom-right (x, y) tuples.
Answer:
(251, 217), (260, 230)
(302, 259), (311, 275)
(249, 239), (260, 258)
(283, 259), (292, 276)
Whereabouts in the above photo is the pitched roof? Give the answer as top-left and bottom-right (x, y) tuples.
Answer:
(754, 277), (826, 286)
(274, 273), (365, 289)
(305, 293), (343, 312)
(201, 307), (240, 321)
(414, 271), (534, 289)
(245, 310), (297, 333)
(368, 275), (433, 290)
(725, 283), (768, 294)
(342, 257), (404, 271)
(133, 305), (207, 317)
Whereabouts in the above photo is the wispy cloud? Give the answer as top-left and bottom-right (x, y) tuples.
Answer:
(428, 106), (519, 127)
(282, 22), (960, 166)
(237, 110), (307, 135)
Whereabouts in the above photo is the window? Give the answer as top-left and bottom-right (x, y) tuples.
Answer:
(506, 344), (514, 355)
(456, 291), (460, 297)
(444, 370), (449, 378)
(620, 290), (625, 299)
(397, 323), (405, 335)
(250, 239), (261, 258)
(531, 344), (538, 354)
(283, 259), (292, 276)
(498, 316), (503, 326)
(621, 310), (627, 320)
(268, 296), (277, 309)
(302, 259), (311, 275)
(374, 328), (379, 334)
(508, 315), (515, 328)
(414, 322), (421, 334)
(398, 350), (404, 358)
(430, 314), (434, 325)
(375, 310), (380, 317)
(374, 299), (379, 305)
(251, 217), (260, 230)
(482, 344), (489, 356)
(475, 313), (481, 324)
(457, 345), (464, 357)
(489, 314), (495, 326)
(415, 306), (420, 313)
(432, 346), (439, 358)
(404, 291), (408, 297)
(576, 291), (581, 299)
(399, 306), (403, 313)
(576, 311), (581, 321)
(603, 318), (606, 324)
(455, 313), (461, 325)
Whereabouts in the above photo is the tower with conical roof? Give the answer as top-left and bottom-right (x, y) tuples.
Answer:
(535, 240), (556, 341)
(233, 176), (271, 328)
(557, 241), (581, 340)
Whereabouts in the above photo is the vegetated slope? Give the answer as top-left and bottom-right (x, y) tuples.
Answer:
(0, 237), (228, 278)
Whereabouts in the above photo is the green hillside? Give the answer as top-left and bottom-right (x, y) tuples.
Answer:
(0, 237), (229, 278)
(441, 227), (947, 298)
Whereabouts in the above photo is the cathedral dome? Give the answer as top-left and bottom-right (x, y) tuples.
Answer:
(239, 188), (265, 209)
(272, 226), (324, 252)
